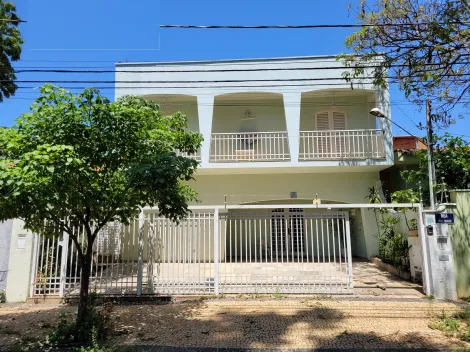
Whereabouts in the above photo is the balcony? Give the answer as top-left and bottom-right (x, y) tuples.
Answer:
(210, 132), (289, 162)
(208, 129), (385, 163)
(299, 129), (385, 160)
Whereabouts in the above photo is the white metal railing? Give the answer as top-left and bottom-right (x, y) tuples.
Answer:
(299, 129), (385, 160)
(210, 132), (290, 162)
(174, 149), (201, 162)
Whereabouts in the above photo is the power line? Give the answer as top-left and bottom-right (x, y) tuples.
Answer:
(160, 22), (469, 29)
(9, 72), (470, 84)
(10, 60), (470, 74)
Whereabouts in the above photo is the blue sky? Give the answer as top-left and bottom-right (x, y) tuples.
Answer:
(1, 0), (468, 139)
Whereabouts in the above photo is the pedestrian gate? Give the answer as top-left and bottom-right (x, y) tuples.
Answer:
(30, 208), (353, 297)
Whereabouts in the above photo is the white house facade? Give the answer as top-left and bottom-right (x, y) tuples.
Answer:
(5, 56), (402, 301)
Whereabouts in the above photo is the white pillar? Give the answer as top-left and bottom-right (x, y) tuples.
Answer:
(376, 87), (393, 164)
(197, 95), (215, 166)
(5, 219), (34, 302)
(283, 93), (302, 164)
(59, 231), (69, 297)
(136, 211), (145, 296)
(213, 208), (220, 295)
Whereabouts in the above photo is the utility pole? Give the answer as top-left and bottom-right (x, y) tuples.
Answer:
(426, 99), (437, 209)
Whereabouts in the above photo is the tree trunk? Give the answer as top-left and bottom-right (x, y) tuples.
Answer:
(76, 248), (93, 327)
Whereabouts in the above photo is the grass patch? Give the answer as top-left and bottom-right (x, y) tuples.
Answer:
(429, 306), (470, 340)
(422, 294), (435, 300)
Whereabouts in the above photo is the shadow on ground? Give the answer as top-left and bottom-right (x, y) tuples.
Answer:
(0, 298), (467, 351)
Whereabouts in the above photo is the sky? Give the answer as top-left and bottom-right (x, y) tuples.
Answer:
(0, 0), (468, 140)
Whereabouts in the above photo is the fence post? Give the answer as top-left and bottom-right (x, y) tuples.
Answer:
(137, 211), (145, 296)
(59, 231), (69, 297)
(345, 212), (354, 289)
(213, 208), (220, 295)
(29, 234), (39, 298)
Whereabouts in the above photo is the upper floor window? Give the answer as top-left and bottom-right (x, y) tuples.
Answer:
(315, 109), (347, 131)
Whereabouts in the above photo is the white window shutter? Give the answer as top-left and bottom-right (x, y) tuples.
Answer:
(332, 111), (347, 157)
(332, 111), (347, 130)
(316, 111), (330, 130)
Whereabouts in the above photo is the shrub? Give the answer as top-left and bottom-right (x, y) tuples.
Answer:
(48, 295), (113, 346)
(0, 290), (5, 303)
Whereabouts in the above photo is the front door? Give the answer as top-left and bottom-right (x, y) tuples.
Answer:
(271, 208), (305, 259)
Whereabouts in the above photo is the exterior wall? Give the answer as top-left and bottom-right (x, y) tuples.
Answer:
(0, 220), (13, 291)
(5, 219), (34, 302)
(449, 190), (470, 297)
(144, 95), (200, 132)
(212, 97), (286, 134)
(190, 172), (380, 205)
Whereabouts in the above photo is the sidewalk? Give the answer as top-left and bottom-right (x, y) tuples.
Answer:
(1, 297), (468, 350)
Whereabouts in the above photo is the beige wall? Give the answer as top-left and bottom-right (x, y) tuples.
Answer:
(190, 172), (380, 205)
(212, 97), (286, 134)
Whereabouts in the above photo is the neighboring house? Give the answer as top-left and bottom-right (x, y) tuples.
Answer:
(380, 136), (426, 200)
(0, 220), (13, 292)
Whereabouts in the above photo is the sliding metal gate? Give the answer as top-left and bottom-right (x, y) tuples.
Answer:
(30, 208), (353, 297)
(218, 210), (353, 294)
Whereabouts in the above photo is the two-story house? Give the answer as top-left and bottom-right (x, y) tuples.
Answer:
(113, 55), (394, 295)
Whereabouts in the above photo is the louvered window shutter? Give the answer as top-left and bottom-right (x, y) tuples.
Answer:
(332, 111), (347, 157)
(316, 111), (331, 156)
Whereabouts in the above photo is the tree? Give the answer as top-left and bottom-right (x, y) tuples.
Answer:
(0, 1), (23, 102)
(340, 0), (470, 125)
(401, 133), (470, 205)
(0, 85), (203, 327)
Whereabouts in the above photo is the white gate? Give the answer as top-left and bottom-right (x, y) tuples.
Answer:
(218, 210), (353, 294)
(29, 207), (354, 297)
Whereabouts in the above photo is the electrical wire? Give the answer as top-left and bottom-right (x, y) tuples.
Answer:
(160, 22), (469, 29)
(8, 60), (470, 74)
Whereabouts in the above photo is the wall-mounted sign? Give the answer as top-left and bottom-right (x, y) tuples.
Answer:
(17, 234), (27, 249)
(425, 214), (436, 225)
(435, 213), (454, 224)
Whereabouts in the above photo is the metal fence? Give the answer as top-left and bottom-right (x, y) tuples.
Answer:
(30, 207), (353, 297)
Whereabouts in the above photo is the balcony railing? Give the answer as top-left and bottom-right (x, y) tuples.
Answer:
(299, 129), (385, 160)
(174, 149), (202, 162)
(210, 132), (290, 162)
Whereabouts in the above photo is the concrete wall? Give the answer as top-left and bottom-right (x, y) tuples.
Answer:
(0, 220), (13, 291)
(450, 190), (470, 297)
(212, 96), (286, 134)
(5, 219), (34, 302)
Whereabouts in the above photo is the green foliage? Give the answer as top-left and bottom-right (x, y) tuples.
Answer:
(48, 297), (113, 345)
(0, 84), (202, 324)
(339, 0), (470, 123)
(378, 216), (411, 272)
(0, 290), (5, 303)
(430, 306), (470, 341)
(0, 1), (23, 102)
(401, 133), (470, 206)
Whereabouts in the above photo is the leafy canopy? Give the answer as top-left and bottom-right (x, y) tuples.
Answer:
(401, 133), (470, 205)
(340, 0), (470, 125)
(0, 85), (203, 239)
(0, 0), (23, 102)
